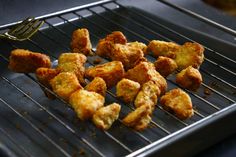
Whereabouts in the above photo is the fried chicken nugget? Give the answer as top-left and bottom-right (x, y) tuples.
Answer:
(70, 28), (92, 55)
(175, 42), (204, 70)
(69, 89), (104, 120)
(125, 62), (167, 94)
(96, 31), (127, 58)
(147, 40), (180, 58)
(50, 72), (83, 101)
(176, 66), (202, 91)
(160, 88), (194, 120)
(8, 49), (51, 73)
(36, 68), (60, 99)
(134, 81), (160, 111)
(122, 104), (152, 131)
(127, 41), (148, 55)
(92, 103), (121, 130)
(85, 61), (125, 88)
(57, 53), (87, 86)
(154, 56), (177, 77)
(116, 79), (141, 103)
(85, 77), (107, 96)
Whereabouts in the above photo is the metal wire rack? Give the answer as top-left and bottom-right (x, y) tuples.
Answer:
(0, 0), (235, 156)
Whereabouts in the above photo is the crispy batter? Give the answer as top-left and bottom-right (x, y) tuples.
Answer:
(70, 28), (92, 55)
(154, 56), (177, 77)
(96, 31), (127, 58)
(69, 89), (104, 120)
(160, 88), (194, 120)
(176, 66), (202, 91)
(8, 49), (51, 73)
(122, 105), (152, 131)
(134, 81), (160, 111)
(125, 62), (167, 94)
(57, 53), (87, 86)
(116, 78), (141, 103)
(110, 43), (146, 70)
(36, 68), (60, 99)
(85, 61), (125, 88)
(127, 41), (148, 55)
(92, 103), (121, 130)
(174, 42), (204, 70)
(147, 40), (180, 58)
(50, 72), (83, 101)
(85, 77), (107, 96)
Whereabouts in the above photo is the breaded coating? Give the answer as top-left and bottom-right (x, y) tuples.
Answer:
(8, 49), (51, 73)
(122, 105), (152, 131)
(57, 53), (87, 86)
(70, 28), (92, 55)
(85, 77), (107, 96)
(96, 31), (127, 58)
(175, 42), (204, 70)
(50, 72), (82, 101)
(125, 62), (167, 94)
(160, 88), (194, 120)
(134, 81), (160, 111)
(69, 89), (104, 120)
(85, 61), (125, 88)
(116, 79), (141, 103)
(176, 66), (202, 91)
(36, 68), (60, 99)
(110, 43), (146, 70)
(147, 40), (180, 58)
(127, 41), (148, 55)
(92, 103), (121, 130)
(154, 56), (177, 77)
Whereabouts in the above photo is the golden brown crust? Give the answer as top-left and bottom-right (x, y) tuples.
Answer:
(147, 40), (180, 58)
(154, 56), (177, 77)
(127, 41), (148, 55)
(69, 89), (104, 121)
(58, 53), (87, 65)
(50, 72), (83, 101)
(85, 77), (107, 96)
(85, 61), (125, 88)
(174, 42), (204, 70)
(36, 68), (60, 99)
(8, 49), (51, 73)
(70, 28), (92, 55)
(160, 88), (194, 120)
(176, 66), (202, 91)
(122, 105), (152, 131)
(92, 103), (121, 130)
(116, 78), (141, 103)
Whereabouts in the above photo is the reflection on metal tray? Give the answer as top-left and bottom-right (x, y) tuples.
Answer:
(0, 1), (235, 157)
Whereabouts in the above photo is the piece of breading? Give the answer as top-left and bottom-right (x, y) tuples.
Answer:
(96, 31), (127, 58)
(174, 42), (204, 70)
(50, 72), (83, 101)
(85, 61), (125, 88)
(154, 56), (177, 77)
(70, 28), (92, 55)
(134, 81), (160, 111)
(110, 43), (146, 70)
(127, 41), (148, 55)
(147, 40), (180, 58)
(69, 89), (104, 120)
(57, 53), (87, 86)
(8, 49), (51, 73)
(160, 88), (194, 120)
(122, 104), (152, 131)
(36, 68), (60, 99)
(125, 62), (167, 94)
(85, 77), (107, 96)
(92, 103), (121, 130)
(176, 66), (202, 91)
(116, 78), (141, 103)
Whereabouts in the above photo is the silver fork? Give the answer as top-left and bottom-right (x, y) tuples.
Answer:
(0, 17), (44, 41)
